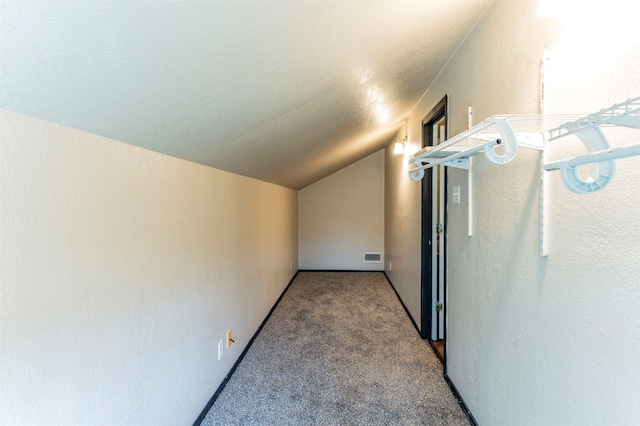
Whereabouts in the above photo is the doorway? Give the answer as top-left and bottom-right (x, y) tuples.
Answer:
(420, 96), (448, 363)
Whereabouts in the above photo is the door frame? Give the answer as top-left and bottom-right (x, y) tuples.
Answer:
(420, 95), (448, 344)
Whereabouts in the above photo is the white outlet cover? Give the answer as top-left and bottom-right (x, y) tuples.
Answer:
(218, 340), (223, 360)
(453, 186), (461, 204)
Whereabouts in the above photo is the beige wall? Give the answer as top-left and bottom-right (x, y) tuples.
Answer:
(299, 150), (384, 271)
(386, 0), (640, 424)
(384, 141), (421, 326)
(0, 111), (298, 425)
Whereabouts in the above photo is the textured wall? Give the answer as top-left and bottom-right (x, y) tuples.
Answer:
(0, 111), (298, 425)
(299, 151), (384, 271)
(386, 0), (640, 424)
(384, 138), (421, 327)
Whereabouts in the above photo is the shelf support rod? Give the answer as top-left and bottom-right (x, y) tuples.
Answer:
(543, 144), (640, 171)
(540, 135), (549, 256)
(468, 157), (474, 237)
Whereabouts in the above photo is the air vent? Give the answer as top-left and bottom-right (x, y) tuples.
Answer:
(363, 252), (382, 263)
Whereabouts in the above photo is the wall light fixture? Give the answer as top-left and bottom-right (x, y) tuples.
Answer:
(393, 136), (408, 154)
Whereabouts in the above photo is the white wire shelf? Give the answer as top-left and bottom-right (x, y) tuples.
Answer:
(547, 96), (640, 141)
(408, 114), (579, 182)
(407, 96), (640, 256)
(409, 96), (640, 191)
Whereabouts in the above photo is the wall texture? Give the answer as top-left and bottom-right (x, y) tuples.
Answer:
(386, 0), (640, 424)
(299, 150), (384, 271)
(384, 137), (422, 327)
(0, 111), (298, 425)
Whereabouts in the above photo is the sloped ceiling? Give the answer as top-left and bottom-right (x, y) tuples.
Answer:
(0, 0), (493, 189)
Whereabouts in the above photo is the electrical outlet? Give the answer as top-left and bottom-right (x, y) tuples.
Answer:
(218, 339), (223, 360)
(290, 260), (293, 270)
(389, 261), (392, 271)
(227, 330), (233, 349)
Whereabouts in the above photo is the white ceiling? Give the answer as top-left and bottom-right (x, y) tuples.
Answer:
(0, 0), (493, 189)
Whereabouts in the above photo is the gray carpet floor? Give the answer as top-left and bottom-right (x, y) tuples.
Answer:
(201, 271), (470, 425)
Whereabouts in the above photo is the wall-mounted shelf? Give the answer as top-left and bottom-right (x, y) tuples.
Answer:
(543, 97), (640, 194)
(408, 115), (575, 181)
(408, 96), (640, 256)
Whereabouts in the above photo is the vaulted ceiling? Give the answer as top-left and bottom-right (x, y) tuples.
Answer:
(0, 0), (493, 189)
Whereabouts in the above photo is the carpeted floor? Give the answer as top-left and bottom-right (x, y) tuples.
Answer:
(201, 271), (470, 426)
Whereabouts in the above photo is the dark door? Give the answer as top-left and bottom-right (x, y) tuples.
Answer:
(421, 96), (448, 362)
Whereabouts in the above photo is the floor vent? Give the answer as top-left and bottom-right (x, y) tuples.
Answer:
(363, 252), (382, 263)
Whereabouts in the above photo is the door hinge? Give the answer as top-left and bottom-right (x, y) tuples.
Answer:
(436, 224), (444, 233)
(436, 302), (443, 312)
